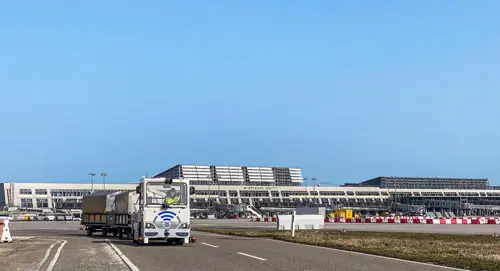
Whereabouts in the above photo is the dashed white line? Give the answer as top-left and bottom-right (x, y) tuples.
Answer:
(266, 238), (466, 270)
(201, 242), (219, 248)
(106, 239), (140, 271)
(237, 252), (267, 261)
(33, 240), (60, 271)
(46, 240), (67, 271)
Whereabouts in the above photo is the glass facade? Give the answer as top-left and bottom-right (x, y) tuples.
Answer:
(155, 164), (304, 186)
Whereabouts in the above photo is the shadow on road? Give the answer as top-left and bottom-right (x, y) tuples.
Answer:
(93, 239), (196, 248)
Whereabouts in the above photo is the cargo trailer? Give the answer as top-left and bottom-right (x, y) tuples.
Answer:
(81, 191), (121, 237)
(113, 191), (139, 239)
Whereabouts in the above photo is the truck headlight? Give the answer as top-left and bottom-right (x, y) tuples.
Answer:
(177, 223), (190, 229)
(145, 223), (156, 229)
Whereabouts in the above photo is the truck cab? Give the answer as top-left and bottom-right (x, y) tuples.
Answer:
(132, 177), (195, 245)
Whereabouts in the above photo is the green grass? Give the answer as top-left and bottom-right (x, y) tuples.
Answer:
(194, 228), (500, 271)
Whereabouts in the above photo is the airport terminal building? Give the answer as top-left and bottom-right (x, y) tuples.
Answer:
(1, 164), (500, 216)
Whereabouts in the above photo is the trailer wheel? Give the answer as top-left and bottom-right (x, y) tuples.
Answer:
(174, 238), (185, 246)
(102, 229), (108, 237)
(118, 230), (123, 239)
(86, 227), (93, 237)
(113, 230), (118, 237)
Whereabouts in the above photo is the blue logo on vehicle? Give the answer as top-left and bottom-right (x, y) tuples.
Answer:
(158, 210), (177, 222)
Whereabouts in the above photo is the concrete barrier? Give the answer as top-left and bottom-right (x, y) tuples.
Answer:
(277, 214), (324, 230)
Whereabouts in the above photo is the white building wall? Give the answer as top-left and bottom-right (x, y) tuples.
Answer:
(3, 182), (498, 209)
(2, 183), (136, 209)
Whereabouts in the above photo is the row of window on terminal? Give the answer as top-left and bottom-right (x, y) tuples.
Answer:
(19, 189), (120, 197)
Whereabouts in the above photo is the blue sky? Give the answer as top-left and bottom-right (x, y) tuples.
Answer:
(1, 1), (500, 185)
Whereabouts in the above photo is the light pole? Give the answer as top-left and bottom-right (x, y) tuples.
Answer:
(89, 172), (96, 193)
(101, 173), (107, 190)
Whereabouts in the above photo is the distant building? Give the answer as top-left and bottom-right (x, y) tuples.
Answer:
(359, 177), (489, 189)
(155, 164), (304, 186)
(0, 182), (134, 210)
(1, 170), (499, 217)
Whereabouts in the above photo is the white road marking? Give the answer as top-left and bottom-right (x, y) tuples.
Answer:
(267, 239), (466, 270)
(33, 240), (60, 271)
(201, 242), (219, 248)
(196, 231), (464, 270)
(237, 252), (267, 261)
(106, 239), (140, 271)
(46, 240), (67, 271)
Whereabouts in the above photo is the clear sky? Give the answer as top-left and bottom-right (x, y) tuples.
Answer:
(1, 1), (500, 185)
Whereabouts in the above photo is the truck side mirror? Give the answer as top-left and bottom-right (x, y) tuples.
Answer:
(189, 186), (196, 195)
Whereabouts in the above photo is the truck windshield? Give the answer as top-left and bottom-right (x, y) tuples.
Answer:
(145, 182), (188, 206)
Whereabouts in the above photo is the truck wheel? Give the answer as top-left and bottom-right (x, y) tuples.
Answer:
(86, 227), (93, 237)
(175, 238), (185, 246)
(136, 239), (144, 246)
(113, 230), (118, 237)
(118, 230), (123, 239)
(102, 229), (108, 237)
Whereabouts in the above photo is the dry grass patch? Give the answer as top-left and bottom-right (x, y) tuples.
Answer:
(194, 228), (500, 271)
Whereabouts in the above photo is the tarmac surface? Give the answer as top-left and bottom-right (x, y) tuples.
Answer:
(192, 219), (500, 235)
(0, 234), (127, 271)
(2, 221), (482, 270)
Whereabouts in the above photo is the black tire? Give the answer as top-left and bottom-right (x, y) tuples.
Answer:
(113, 230), (118, 237)
(118, 230), (123, 239)
(175, 238), (185, 246)
(86, 227), (93, 237)
(137, 239), (145, 246)
(102, 229), (108, 237)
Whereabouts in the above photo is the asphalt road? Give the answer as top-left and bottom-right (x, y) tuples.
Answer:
(111, 231), (457, 271)
(192, 219), (500, 235)
(5, 222), (468, 271)
(0, 234), (128, 271)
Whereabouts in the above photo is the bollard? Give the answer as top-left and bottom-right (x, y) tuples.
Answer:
(291, 210), (296, 237)
(0, 218), (13, 243)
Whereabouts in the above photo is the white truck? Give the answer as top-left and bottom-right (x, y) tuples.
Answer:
(132, 177), (196, 245)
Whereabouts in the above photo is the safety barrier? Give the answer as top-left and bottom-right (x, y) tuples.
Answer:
(323, 216), (500, 225)
(252, 216), (500, 225)
(0, 218), (13, 243)
(251, 217), (277, 222)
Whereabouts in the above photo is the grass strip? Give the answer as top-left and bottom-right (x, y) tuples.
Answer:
(194, 228), (500, 271)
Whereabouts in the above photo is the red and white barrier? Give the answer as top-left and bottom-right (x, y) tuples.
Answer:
(323, 216), (500, 225)
(251, 216), (277, 222)
(251, 215), (500, 225)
